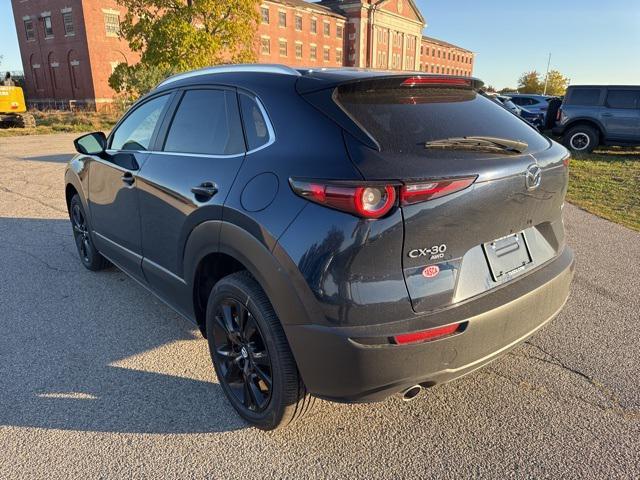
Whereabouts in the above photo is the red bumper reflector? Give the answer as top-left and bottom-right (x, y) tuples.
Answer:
(394, 323), (462, 345)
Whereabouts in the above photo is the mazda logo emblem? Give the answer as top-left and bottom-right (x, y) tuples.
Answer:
(525, 164), (542, 190)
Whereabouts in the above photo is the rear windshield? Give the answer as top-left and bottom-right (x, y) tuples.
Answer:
(335, 85), (549, 154)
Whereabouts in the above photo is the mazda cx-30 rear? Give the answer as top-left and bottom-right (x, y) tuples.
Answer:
(67, 66), (574, 429)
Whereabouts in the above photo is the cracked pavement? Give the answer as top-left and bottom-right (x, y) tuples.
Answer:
(0, 133), (638, 479)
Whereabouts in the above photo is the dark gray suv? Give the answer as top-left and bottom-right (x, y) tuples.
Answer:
(66, 65), (575, 429)
(554, 85), (640, 152)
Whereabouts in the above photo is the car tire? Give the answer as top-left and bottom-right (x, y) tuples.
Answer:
(563, 125), (599, 153)
(205, 271), (315, 430)
(69, 194), (110, 271)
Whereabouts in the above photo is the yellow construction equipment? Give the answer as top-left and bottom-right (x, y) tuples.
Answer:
(0, 85), (36, 128)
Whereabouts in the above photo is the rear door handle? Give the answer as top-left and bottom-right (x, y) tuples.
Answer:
(121, 171), (135, 185)
(191, 182), (218, 199)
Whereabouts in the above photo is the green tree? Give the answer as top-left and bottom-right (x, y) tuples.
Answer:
(108, 63), (174, 101)
(111, 0), (259, 96)
(543, 70), (569, 96)
(517, 70), (543, 93)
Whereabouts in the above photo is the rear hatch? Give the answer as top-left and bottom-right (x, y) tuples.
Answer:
(299, 74), (570, 313)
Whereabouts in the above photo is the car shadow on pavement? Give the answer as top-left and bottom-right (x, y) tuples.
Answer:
(0, 217), (247, 434)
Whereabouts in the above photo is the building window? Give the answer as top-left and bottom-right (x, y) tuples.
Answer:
(261, 37), (270, 55)
(310, 44), (317, 60)
(279, 39), (287, 57)
(311, 18), (317, 34)
(336, 48), (342, 63)
(104, 12), (120, 37)
(278, 11), (286, 27)
(323, 46), (330, 61)
(295, 15), (302, 31)
(295, 42), (302, 59)
(431, 48), (435, 56)
(337, 24), (343, 39)
(323, 21), (330, 36)
(62, 12), (74, 36)
(43, 15), (54, 38)
(261, 7), (269, 24)
(24, 20), (35, 41)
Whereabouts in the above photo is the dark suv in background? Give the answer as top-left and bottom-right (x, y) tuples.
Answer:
(554, 85), (640, 152)
(66, 65), (574, 429)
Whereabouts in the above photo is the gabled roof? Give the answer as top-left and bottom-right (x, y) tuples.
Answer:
(421, 35), (473, 53)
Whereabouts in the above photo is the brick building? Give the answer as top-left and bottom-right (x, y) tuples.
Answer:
(10, 0), (139, 109)
(11, 0), (474, 108)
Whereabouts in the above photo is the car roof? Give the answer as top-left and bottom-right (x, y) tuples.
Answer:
(567, 85), (640, 89)
(154, 63), (485, 94)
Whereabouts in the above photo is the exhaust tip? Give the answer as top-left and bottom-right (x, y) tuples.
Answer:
(401, 385), (423, 402)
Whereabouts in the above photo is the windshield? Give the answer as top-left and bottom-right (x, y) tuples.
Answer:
(335, 85), (549, 155)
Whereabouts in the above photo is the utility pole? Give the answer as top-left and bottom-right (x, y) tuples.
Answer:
(543, 52), (551, 95)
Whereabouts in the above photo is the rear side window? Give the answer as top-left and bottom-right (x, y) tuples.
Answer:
(239, 93), (271, 151)
(606, 90), (639, 109)
(567, 88), (601, 106)
(163, 89), (244, 155)
(336, 84), (549, 154)
(110, 94), (169, 151)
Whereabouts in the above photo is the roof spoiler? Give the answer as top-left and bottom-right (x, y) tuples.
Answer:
(296, 71), (484, 95)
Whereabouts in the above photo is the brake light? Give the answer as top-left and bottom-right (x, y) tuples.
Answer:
(400, 177), (476, 205)
(290, 179), (396, 219)
(393, 322), (463, 345)
(401, 76), (471, 87)
(563, 154), (570, 167)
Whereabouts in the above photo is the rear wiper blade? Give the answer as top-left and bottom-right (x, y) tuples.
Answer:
(425, 136), (528, 154)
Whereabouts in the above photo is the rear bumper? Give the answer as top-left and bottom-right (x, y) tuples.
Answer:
(285, 246), (575, 402)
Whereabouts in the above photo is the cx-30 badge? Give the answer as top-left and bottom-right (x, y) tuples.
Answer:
(525, 164), (542, 190)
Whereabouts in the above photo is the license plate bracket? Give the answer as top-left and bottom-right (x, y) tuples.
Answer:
(483, 232), (532, 282)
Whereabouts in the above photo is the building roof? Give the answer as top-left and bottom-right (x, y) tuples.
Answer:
(421, 35), (473, 53)
(265, 0), (347, 19)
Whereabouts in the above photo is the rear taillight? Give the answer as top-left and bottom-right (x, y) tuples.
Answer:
(290, 179), (396, 219)
(563, 154), (570, 167)
(401, 76), (471, 87)
(393, 322), (464, 345)
(290, 176), (476, 218)
(400, 177), (476, 206)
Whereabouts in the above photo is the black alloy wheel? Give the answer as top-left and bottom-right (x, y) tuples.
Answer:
(69, 194), (110, 271)
(211, 297), (273, 412)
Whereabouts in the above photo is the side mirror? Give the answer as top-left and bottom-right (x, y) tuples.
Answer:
(74, 132), (107, 155)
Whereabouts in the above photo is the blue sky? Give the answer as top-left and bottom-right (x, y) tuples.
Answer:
(1, 0), (638, 88)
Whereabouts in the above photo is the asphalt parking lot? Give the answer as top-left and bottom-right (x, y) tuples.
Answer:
(0, 133), (638, 479)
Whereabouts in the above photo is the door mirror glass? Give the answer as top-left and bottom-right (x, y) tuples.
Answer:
(74, 132), (106, 155)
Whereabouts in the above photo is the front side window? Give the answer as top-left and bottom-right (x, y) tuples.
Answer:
(43, 16), (53, 37)
(104, 13), (120, 37)
(24, 20), (35, 40)
(239, 93), (270, 151)
(164, 89), (244, 155)
(110, 95), (169, 151)
(63, 12), (75, 35)
(606, 90), (639, 109)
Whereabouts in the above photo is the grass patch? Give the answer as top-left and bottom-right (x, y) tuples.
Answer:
(0, 110), (120, 137)
(567, 147), (640, 231)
